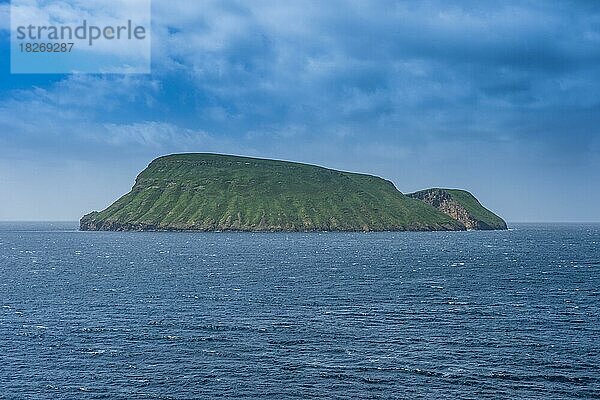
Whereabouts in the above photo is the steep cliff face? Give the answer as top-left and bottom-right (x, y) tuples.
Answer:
(407, 189), (507, 230)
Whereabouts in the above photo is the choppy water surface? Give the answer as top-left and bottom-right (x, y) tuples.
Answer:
(0, 223), (599, 399)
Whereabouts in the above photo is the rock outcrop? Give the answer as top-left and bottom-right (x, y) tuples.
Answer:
(407, 188), (507, 230)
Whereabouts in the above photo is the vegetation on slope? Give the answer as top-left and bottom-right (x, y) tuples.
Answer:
(81, 153), (464, 231)
(407, 188), (507, 230)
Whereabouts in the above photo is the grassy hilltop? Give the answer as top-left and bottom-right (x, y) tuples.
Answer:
(80, 153), (505, 232)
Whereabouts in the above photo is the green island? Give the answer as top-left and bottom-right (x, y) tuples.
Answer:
(80, 153), (507, 232)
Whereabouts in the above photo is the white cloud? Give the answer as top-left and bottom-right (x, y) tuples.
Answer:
(101, 121), (212, 148)
(0, 3), (9, 31)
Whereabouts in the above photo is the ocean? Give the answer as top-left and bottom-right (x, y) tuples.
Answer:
(1, 223), (598, 399)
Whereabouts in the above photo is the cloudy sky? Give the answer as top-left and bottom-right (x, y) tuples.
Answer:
(0, 0), (599, 222)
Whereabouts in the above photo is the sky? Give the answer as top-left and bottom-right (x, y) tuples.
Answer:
(0, 0), (599, 222)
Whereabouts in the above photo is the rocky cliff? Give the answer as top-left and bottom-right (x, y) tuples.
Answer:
(407, 188), (507, 230)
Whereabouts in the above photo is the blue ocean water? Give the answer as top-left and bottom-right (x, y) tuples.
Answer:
(0, 223), (599, 399)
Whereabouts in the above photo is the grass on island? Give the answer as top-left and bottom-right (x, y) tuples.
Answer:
(85, 153), (463, 231)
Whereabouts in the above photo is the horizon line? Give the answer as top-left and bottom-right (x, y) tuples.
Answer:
(1, 220), (600, 224)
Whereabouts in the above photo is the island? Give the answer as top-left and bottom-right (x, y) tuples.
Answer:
(80, 153), (507, 232)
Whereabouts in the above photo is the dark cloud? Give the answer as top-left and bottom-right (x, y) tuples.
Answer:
(143, 1), (600, 149)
